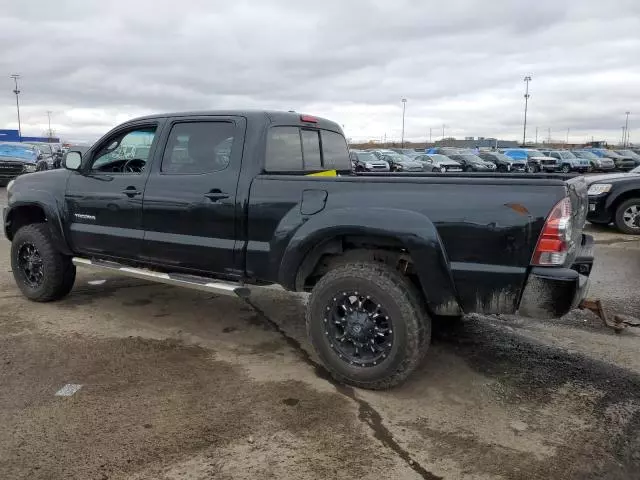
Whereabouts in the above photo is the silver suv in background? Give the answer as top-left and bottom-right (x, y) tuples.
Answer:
(541, 150), (591, 173)
(572, 150), (615, 171)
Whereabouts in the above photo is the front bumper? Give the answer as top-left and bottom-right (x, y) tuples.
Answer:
(587, 195), (611, 223)
(518, 234), (593, 318)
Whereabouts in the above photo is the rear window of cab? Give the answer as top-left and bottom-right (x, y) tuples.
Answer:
(265, 126), (350, 172)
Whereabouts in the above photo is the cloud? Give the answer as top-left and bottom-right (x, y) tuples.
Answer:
(0, 0), (638, 144)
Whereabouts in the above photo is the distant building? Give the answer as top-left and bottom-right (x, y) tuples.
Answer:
(434, 137), (518, 149)
(0, 129), (60, 143)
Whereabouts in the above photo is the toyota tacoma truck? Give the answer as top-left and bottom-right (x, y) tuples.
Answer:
(3, 110), (594, 389)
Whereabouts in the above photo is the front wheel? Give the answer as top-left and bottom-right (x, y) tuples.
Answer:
(307, 262), (430, 389)
(614, 198), (640, 235)
(11, 224), (76, 301)
(560, 164), (571, 173)
(497, 165), (508, 173)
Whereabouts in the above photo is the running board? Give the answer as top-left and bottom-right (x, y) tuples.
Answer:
(72, 257), (250, 298)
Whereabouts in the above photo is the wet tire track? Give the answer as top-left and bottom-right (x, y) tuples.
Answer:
(243, 297), (441, 480)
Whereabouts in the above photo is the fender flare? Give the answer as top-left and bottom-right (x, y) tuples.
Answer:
(605, 186), (640, 211)
(278, 207), (462, 315)
(4, 197), (72, 256)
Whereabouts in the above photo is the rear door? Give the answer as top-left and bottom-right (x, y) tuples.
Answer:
(140, 116), (246, 277)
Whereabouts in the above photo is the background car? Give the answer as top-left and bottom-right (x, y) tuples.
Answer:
(502, 148), (557, 172)
(447, 153), (497, 172)
(426, 146), (465, 156)
(477, 151), (527, 172)
(572, 150), (615, 171)
(413, 153), (462, 172)
(22, 142), (56, 171)
(615, 149), (640, 167)
(586, 165), (640, 234)
(587, 149), (635, 171)
(349, 150), (390, 172)
(541, 150), (591, 173)
(378, 152), (424, 172)
(0, 143), (39, 186)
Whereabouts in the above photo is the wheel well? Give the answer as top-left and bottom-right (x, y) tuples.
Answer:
(295, 235), (419, 292)
(5, 205), (47, 240)
(610, 190), (640, 214)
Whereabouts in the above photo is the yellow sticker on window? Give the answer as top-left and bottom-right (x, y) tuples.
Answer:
(306, 170), (337, 177)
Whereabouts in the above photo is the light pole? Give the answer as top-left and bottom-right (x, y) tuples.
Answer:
(442, 124), (445, 140)
(10, 74), (22, 141)
(535, 126), (538, 145)
(522, 75), (532, 145)
(566, 128), (570, 144)
(624, 111), (630, 147)
(429, 127), (432, 144)
(401, 98), (407, 148)
(46, 111), (53, 141)
(621, 127), (626, 146)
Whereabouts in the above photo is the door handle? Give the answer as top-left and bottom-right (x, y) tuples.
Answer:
(122, 187), (142, 197)
(204, 191), (230, 201)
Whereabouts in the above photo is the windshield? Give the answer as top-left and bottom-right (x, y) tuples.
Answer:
(558, 151), (576, 159)
(386, 153), (415, 162)
(525, 150), (545, 159)
(573, 151), (598, 160)
(430, 154), (452, 164)
(356, 152), (379, 162)
(489, 152), (515, 162)
(618, 150), (640, 158)
(458, 154), (484, 162)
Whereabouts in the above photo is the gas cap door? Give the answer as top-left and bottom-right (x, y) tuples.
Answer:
(300, 189), (328, 215)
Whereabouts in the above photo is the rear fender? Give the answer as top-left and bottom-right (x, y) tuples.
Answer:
(279, 207), (462, 315)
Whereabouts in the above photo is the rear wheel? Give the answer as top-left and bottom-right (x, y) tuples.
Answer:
(11, 224), (76, 301)
(614, 198), (640, 235)
(497, 164), (508, 173)
(307, 262), (430, 389)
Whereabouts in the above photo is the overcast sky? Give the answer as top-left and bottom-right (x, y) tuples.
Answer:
(0, 0), (639, 144)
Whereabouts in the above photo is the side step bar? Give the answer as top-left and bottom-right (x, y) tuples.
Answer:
(72, 257), (250, 298)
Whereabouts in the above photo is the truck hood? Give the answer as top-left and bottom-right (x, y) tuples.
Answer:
(585, 172), (640, 185)
(0, 155), (36, 164)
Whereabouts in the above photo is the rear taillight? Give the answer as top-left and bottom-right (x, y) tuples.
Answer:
(531, 197), (573, 266)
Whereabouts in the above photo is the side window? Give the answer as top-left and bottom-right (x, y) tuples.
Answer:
(321, 130), (350, 170)
(551, 152), (561, 159)
(92, 127), (157, 174)
(301, 129), (322, 169)
(161, 122), (234, 174)
(266, 127), (303, 172)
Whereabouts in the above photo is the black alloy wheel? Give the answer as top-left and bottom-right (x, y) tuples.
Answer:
(16, 242), (44, 288)
(324, 291), (394, 367)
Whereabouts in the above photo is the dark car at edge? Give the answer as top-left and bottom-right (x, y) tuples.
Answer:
(586, 166), (640, 234)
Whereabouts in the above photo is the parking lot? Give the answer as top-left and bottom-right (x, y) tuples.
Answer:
(1, 187), (639, 480)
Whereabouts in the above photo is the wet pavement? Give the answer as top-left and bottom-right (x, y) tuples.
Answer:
(1, 188), (639, 479)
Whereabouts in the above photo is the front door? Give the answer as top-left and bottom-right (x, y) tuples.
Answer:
(65, 122), (162, 260)
(140, 116), (245, 277)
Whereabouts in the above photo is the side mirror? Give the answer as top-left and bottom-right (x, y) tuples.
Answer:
(37, 153), (44, 160)
(64, 151), (82, 170)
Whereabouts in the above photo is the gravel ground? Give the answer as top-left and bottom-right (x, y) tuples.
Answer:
(1, 189), (639, 479)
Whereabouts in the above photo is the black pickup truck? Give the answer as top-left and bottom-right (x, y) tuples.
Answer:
(3, 111), (594, 389)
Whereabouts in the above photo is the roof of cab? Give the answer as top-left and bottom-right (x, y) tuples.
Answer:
(123, 110), (343, 132)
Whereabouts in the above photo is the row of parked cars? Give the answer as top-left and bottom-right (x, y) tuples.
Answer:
(350, 146), (640, 174)
(0, 142), (79, 186)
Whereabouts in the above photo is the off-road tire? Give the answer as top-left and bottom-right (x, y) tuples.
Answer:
(614, 198), (640, 235)
(306, 262), (431, 389)
(11, 223), (76, 301)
